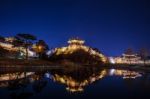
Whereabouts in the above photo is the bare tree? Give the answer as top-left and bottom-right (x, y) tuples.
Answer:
(124, 48), (134, 64)
(0, 35), (5, 42)
(139, 48), (149, 65)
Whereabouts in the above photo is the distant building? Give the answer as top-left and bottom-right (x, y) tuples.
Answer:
(68, 38), (85, 46)
(109, 53), (149, 65)
(5, 37), (16, 43)
(122, 53), (141, 64)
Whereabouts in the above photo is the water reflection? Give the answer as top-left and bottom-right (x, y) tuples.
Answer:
(50, 68), (106, 92)
(0, 66), (146, 98)
(48, 67), (142, 92)
(109, 69), (142, 79)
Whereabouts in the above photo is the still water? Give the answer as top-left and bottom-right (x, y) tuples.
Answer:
(0, 66), (150, 99)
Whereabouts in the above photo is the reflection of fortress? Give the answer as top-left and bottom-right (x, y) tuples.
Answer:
(0, 68), (142, 92)
(49, 68), (142, 92)
(52, 69), (106, 92)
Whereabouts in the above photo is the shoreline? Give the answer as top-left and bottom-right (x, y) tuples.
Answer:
(0, 59), (150, 73)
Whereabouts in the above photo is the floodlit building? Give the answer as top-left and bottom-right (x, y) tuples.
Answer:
(51, 38), (107, 63)
(68, 38), (85, 46)
(121, 53), (141, 64)
(109, 53), (150, 65)
(5, 37), (16, 43)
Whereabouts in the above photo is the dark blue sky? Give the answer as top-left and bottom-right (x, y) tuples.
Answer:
(0, 0), (150, 56)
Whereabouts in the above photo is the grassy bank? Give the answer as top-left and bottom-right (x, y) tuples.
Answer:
(0, 59), (53, 67)
(104, 63), (150, 73)
(0, 59), (150, 72)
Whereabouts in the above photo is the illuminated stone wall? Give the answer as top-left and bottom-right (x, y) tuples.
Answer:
(51, 38), (107, 63)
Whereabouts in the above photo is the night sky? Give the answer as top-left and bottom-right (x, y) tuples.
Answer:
(0, 0), (150, 56)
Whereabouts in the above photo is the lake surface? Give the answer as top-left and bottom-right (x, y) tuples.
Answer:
(0, 66), (150, 99)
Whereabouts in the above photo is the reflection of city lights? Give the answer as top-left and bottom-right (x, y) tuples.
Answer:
(0, 72), (34, 81)
(45, 73), (51, 78)
(49, 69), (142, 93)
(66, 86), (83, 92)
(109, 69), (115, 76)
(20, 52), (24, 56)
(108, 69), (142, 79)
(50, 69), (107, 93)
(0, 69), (143, 92)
